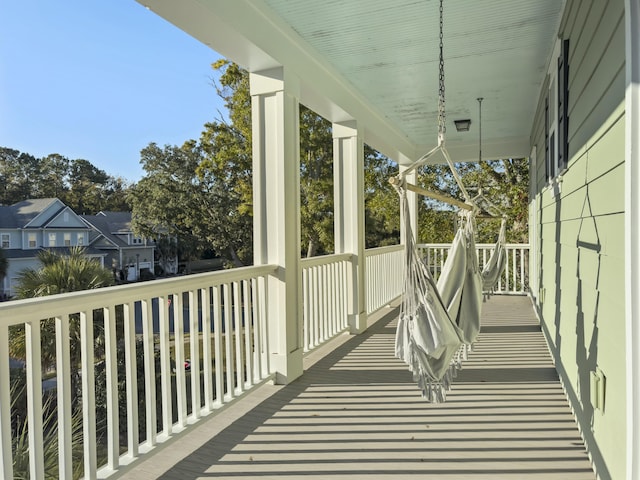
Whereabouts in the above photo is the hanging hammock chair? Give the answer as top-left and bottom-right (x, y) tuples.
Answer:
(391, 0), (489, 401)
(437, 212), (483, 345)
(394, 181), (465, 402)
(481, 217), (508, 291)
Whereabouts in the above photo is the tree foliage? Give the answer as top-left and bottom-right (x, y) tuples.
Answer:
(363, 146), (400, 247)
(128, 141), (206, 269)
(0, 147), (133, 212)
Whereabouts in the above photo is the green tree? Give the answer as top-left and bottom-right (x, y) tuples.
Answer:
(66, 159), (110, 214)
(101, 175), (133, 212)
(364, 146), (401, 247)
(0, 147), (40, 204)
(38, 153), (70, 201)
(454, 158), (529, 243)
(300, 106), (334, 256)
(129, 141), (207, 269)
(199, 60), (254, 266)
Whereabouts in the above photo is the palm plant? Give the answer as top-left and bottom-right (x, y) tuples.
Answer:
(10, 372), (85, 479)
(8, 247), (114, 388)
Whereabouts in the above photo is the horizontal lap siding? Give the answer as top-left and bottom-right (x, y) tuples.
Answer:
(530, 0), (626, 478)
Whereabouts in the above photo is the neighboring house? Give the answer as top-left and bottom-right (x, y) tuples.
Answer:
(81, 211), (156, 282)
(0, 198), (106, 298)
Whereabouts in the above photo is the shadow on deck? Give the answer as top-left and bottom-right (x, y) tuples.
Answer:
(120, 296), (595, 480)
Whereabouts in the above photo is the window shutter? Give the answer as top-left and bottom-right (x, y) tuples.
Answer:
(557, 39), (569, 173)
(545, 96), (550, 181)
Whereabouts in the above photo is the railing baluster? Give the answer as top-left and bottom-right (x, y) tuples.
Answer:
(123, 301), (139, 458)
(159, 295), (172, 436)
(223, 284), (234, 400)
(311, 266), (319, 347)
(257, 276), (269, 377)
(233, 281), (244, 394)
(80, 311), (97, 479)
(251, 278), (262, 382)
(189, 289), (201, 420)
(55, 314), (73, 479)
(302, 267), (310, 351)
(142, 298), (157, 446)
(243, 279), (253, 387)
(25, 319), (45, 479)
(104, 305), (119, 471)
(520, 247), (526, 292)
(201, 287), (214, 412)
(212, 285), (224, 405)
(174, 292), (187, 427)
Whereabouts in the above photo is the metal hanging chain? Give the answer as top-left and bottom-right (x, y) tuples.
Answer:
(478, 97), (483, 162)
(437, 0), (446, 143)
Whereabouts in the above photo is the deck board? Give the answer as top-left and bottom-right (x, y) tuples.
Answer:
(119, 296), (595, 480)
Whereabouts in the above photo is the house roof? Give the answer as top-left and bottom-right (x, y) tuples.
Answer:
(139, 0), (565, 165)
(82, 211), (135, 248)
(0, 198), (61, 229)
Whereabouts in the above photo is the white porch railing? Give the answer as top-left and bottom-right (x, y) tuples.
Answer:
(1, 246), (413, 479)
(417, 243), (530, 294)
(0, 265), (275, 480)
(301, 253), (351, 352)
(365, 244), (404, 313)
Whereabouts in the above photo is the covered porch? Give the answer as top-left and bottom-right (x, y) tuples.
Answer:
(119, 295), (595, 480)
(2, 0), (640, 479)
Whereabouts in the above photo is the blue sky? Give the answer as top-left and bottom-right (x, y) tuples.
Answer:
(0, 1), (224, 182)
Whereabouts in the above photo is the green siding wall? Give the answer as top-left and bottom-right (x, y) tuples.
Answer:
(529, 1), (626, 478)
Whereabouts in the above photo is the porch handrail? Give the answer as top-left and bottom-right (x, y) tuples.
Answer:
(417, 242), (530, 294)
(0, 264), (277, 480)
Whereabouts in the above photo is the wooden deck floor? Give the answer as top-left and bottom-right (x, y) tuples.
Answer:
(120, 296), (595, 480)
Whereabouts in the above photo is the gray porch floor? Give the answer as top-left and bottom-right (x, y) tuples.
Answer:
(120, 295), (595, 480)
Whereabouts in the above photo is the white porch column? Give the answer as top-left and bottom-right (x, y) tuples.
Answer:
(333, 120), (367, 333)
(400, 162), (419, 242)
(251, 67), (303, 384)
(625, 0), (640, 477)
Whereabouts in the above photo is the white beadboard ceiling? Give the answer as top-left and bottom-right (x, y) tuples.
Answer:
(138, 0), (564, 165)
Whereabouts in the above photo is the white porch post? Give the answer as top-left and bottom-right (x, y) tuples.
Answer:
(333, 121), (367, 333)
(625, 0), (640, 477)
(400, 163), (419, 242)
(251, 67), (303, 384)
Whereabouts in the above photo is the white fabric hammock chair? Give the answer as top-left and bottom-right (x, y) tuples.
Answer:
(437, 212), (483, 346)
(481, 217), (508, 291)
(394, 183), (465, 402)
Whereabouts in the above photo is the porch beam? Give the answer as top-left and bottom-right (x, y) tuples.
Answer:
(251, 66), (303, 384)
(625, 0), (640, 477)
(333, 120), (367, 333)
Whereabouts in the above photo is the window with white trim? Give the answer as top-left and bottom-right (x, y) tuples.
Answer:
(48, 232), (57, 247)
(28, 233), (37, 248)
(77, 233), (85, 246)
(64, 233), (71, 246)
(1, 233), (10, 249)
(131, 235), (143, 245)
(546, 38), (570, 182)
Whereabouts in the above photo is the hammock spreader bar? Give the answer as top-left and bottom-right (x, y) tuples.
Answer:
(388, 176), (473, 212)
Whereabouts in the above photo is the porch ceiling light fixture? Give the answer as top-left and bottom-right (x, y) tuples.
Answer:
(454, 119), (471, 132)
